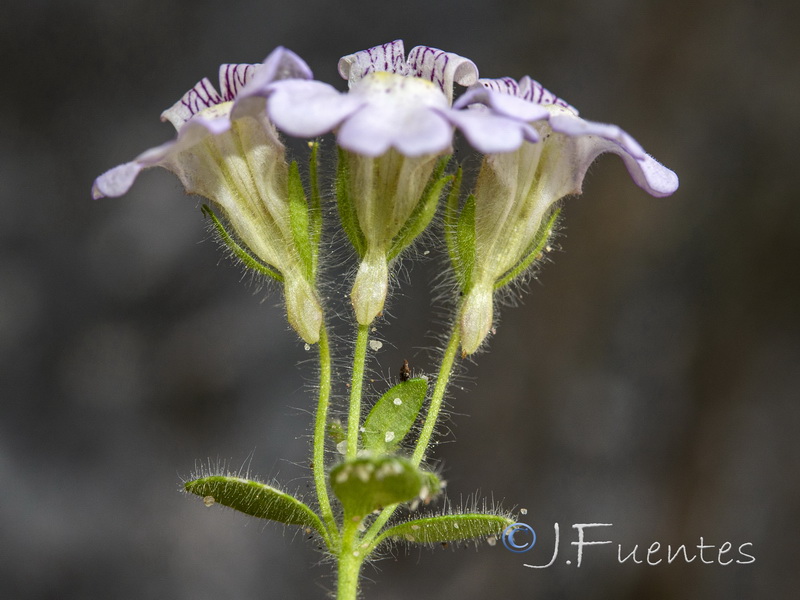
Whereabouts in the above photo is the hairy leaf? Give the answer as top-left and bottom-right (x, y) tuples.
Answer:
(382, 513), (513, 544)
(361, 378), (428, 454)
(185, 476), (323, 533)
(330, 456), (436, 518)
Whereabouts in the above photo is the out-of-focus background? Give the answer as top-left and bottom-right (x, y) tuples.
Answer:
(2, 1), (798, 598)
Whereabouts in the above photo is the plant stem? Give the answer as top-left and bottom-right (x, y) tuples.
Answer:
(411, 322), (461, 466)
(346, 323), (370, 460)
(360, 317), (462, 546)
(336, 517), (365, 600)
(313, 326), (338, 546)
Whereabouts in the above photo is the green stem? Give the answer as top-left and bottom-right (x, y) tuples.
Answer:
(336, 517), (365, 600)
(361, 316), (462, 546)
(313, 326), (338, 546)
(411, 322), (461, 466)
(347, 323), (371, 460)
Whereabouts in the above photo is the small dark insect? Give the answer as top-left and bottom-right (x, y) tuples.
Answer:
(399, 359), (411, 382)
(441, 542), (449, 549)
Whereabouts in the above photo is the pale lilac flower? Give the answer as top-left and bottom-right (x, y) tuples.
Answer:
(265, 40), (537, 156)
(261, 40), (498, 325)
(452, 76), (679, 354)
(454, 76), (679, 198)
(92, 48), (324, 344)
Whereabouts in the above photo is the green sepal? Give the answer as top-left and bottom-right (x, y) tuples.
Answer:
(443, 166), (463, 275)
(382, 513), (514, 544)
(184, 475), (324, 533)
(455, 193), (477, 291)
(494, 207), (560, 291)
(201, 205), (283, 283)
(287, 160), (314, 280)
(335, 148), (367, 258)
(361, 378), (428, 454)
(387, 156), (452, 262)
(308, 141), (323, 275)
(330, 456), (437, 518)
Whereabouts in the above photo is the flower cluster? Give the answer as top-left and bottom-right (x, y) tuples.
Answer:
(93, 40), (678, 352)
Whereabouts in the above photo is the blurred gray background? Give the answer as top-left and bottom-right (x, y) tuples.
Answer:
(2, 0), (798, 598)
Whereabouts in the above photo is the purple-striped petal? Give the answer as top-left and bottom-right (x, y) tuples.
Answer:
(406, 46), (478, 103)
(517, 76), (576, 111)
(218, 64), (259, 102)
(161, 78), (223, 131)
(268, 80), (364, 137)
(338, 40), (409, 86)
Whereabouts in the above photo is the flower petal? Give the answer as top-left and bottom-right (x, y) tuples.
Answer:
(92, 110), (234, 199)
(268, 80), (363, 137)
(338, 40), (409, 86)
(517, 76), (576, 112)
(235, 47), (313, 101)
(549, 113), (646, 160)
(561, 134), (679, 198)
(231, 47), (314, 121)
(444, 108), (540, 153)
(607, 147), (679, 197)
(92, 161), (145, 199)
(454, 87), (551, 122)
(406, 46), (478, 104)
(218, 63), (259, 102)
(160, 78), (223, 131)
(337, 105), (452, 157)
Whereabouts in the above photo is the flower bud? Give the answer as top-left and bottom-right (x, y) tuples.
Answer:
(350, 248), (389, 326)
(284, 272), (323, 344)
(459, 283), (494, 355)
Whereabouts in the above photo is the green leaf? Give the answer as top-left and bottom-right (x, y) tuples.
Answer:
(335, 148), (366, 258)
(201, 205), (284, 282)
(455, 193), (477, 291)
(330, 456), (436, 518)
(185, 475), (323, 533)
(287, 160), (313, 280)
(382, 514), (514, 544)
(361, 378), (428, 454)
(493, 206), (560, 291)
(387, 156), (452, 261)
(443, 167), (463, 276)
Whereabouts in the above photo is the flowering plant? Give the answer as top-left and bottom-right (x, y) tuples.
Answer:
(93, 40), (677, 599)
